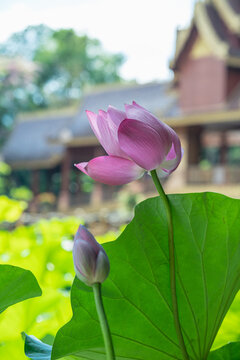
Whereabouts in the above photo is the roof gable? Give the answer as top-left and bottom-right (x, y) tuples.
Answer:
(2, 82), (180, 168)
(212, 0), (240, 34)
(189, 33), (213, 59)
(171, 0), (240, 70)
(2, 114), (73, 169)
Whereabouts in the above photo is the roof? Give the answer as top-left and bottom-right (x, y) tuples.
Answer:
(2, 82), (178, 168)
(4, 73), (240, 171)
(56, 82), (178, 145)
(171, 0), (240, 70)
(164, 108), (240, 128)
(212, 0), (240, 34)
(2, 114), (73, 169)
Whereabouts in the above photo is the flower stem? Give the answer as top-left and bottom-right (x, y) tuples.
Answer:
(92, 283), (115, 360)
(150, 170), (190, 360)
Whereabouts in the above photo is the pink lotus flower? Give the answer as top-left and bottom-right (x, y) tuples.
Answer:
(75, 102), (182, 185)
(73, 225), (110, 286)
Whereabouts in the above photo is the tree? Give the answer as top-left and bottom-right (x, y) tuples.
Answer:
(0, 25), (125, 141)
(34, 28), (125, 104)
(0, 24), (52, 61)
(0, 56), (39, 144)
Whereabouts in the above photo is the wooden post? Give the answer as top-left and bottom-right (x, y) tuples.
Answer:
(188, 126), (202, 165)
(58, 148), (71, 212)
(219, 131), (227, 165)
(164, 127), (188, 191)
(90, 147), (104, 207)
(213, 130), (227, 184)
(91, 182), (104, 207)
(29, 169), (40, 213)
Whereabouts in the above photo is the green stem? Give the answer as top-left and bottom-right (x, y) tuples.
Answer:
(150, 170), (190, 360)
(92, 283), (115, 360)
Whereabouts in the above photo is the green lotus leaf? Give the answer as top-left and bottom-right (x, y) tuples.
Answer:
(52, 193), (240, 359)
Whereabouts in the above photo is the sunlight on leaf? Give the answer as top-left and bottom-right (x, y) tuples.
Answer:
(0, 196), (26, 223)
(208, 341), (240, 359)
(0, 215), (120, 359)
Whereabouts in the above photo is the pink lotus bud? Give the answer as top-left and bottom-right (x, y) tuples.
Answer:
(75, 102), (183, 185)
(73, 225), (110, 286)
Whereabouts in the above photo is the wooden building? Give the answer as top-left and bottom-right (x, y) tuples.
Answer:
(2, 83), (176, 210)
(166, 0), (240, 188)
(2, 0), (240, 209)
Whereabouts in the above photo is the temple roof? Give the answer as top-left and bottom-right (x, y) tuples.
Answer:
(171, 0), (240, 70)
(3, 1), (240, 171)
(63, 82), (178, 146)
(2, 82), (178, 169)
(213, 0), (240, 34)
(2, 113), (73, 169)
(3, 76), (240, 170)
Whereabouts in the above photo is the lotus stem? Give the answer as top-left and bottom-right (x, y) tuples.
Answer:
(150, 170), (190, 360)
(92, 283), (115, 360)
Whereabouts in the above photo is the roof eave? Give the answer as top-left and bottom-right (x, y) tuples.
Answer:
(163, 108), (240, 128)
(49, 135), (99, 147)
(170, 23), (194, 70)
(5, 154), (63, 170)
(226, 56), (240, 67)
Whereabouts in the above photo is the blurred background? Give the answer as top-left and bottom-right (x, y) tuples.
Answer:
(0, 0), (240, 359)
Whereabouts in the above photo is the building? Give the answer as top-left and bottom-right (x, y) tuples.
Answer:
(2, 0), (240, 209)
(168, 0), (240, 188)
(2, 83), (176, 210)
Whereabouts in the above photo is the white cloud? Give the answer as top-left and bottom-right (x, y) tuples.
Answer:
(0, 0), (194, 82)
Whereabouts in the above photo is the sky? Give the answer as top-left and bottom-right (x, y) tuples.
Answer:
(0, 0), (195, 83)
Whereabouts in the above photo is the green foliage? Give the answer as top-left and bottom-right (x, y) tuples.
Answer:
(0, 215), (118, 360)
(0, 55), (39, 142)
(81, 174), (94, 193)
(0, 25), (52, 61)
(10, 186), (33, 201)
(213, 291), (240, 349)
(0, 161), (11, 175)
(0, 265), (41, 313)
(0, 25), (125, 133)
(0, 262), (41, 358)
(208, 342), (240, 359)
(23, 336), (240, 360)
(52, 193), (240, 360)
(0, 162), (11, 194)
(0, 25), (53, 130)
(0, 217), (78, 359)
(0, 195), (26, 223)
(34, 28), (125, 104)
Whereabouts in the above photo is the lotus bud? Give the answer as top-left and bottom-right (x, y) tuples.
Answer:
(73, 225), (110, 286)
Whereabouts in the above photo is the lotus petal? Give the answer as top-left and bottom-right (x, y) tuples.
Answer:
(86, 110), (126, 157)
(75, 156), (144, 185)
(118, 119), (168, 171)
